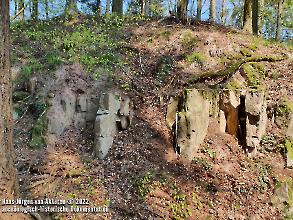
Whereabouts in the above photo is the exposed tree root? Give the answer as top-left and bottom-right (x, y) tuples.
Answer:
(188, 55), (288, 85)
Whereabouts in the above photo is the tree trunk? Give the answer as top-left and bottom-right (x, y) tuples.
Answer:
(45, 0), (49, 19)
(112, 0), (123, 15)
(177, 0), (188, 23)
(18, 0), (24, 21)
(65, 0), (78, 17)
(32, 0), (38, 20)
(243, 0), (253, 33)
(221, 0), (225, 24)
(209, 0), (216, 22)
(141, 0), (150, 16)
(0, 2), (29, 220)
(275, 0), (284, 41)
(190, 0), (195, 16)
(252, 0), (258, 35)
(106, 0), (111, 14)
(14, 0), (18, 16)
(196, 0), (201, 20)
(258, 0), (264, 35)
(167, 0), (172, 15)
(94, 0), (101, 14)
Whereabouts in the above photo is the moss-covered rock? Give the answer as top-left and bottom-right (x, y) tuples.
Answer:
(275, 97), (293, 129)
(271, 177), (293, 218)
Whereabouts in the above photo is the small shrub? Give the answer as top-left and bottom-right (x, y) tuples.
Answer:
(258, 164), (272, 191)
(201, 145), (217, 160)
(157, 55), (173, 78)
(133, 172), (154, 198)
(193, 157), (213, 171)
(181, 30), (198, 50)
(186, 52), (206, 65)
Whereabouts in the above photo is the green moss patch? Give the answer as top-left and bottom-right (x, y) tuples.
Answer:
(277, 97), (293, 117)
(225, 79), (242, 90)
(240, 48), (253, 57)
(241, 62), (266, 88)
(29, 112), (47, 149)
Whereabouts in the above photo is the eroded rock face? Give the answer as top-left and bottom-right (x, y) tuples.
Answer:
(219, 90), (240, 136)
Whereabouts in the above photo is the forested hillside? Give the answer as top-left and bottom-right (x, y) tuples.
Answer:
(0, 0), (292, 219)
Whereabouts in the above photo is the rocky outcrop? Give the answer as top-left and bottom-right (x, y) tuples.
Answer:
(245, 91), (267, 151)
(47, 90), (132, 159)
(38, 65), (133, 158)
(94, 93), (133, 159)
(167, 88), (268, 160)
(176, 90), (210, 159)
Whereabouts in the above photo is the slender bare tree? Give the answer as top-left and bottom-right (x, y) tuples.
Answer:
(275, 0), (284, 40)
(32, 0), (38, 20)
(209, 0), (216, 22)
(112, 0), (123, 15)
(243, 0), (253, 33)
(196, 0), (202, 20)
(252, 0), (259, 34)
(177, 0), (188, 22)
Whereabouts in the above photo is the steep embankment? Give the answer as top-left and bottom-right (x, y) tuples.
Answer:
(11, 18), (293, 219)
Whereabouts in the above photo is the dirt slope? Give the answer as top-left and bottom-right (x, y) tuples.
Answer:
(13, 20), (293, 220)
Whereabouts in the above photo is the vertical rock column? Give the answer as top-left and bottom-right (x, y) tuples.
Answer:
(177, 89), (210, 160)
(94, 93), (120, 159)
(245, 90), (267, 152)
(94, 93), (132, 159)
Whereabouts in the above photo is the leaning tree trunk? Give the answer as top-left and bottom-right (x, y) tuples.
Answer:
(209, 0), (216, 22)
(243, 0), (253, 33)
(18, 0), (24, 21)
(252, 0), (259, 35)
(177, 0), (188, 23)
(32, 0), (38, 20)
(65, 0), (78, 17)
(275, 0), (284, 41)
(112, 0), (123, 15)
(196, 0), (201, 20)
